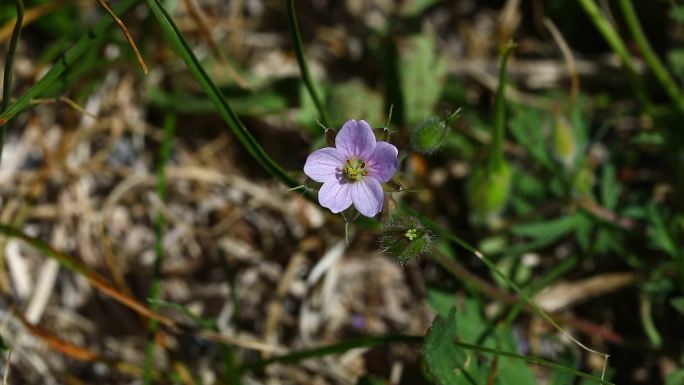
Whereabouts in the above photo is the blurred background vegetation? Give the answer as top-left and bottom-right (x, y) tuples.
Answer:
(1, 0), (684, 384)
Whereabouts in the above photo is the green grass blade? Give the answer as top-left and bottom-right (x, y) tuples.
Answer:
(578, 0), (649, 107)
(145, 0), (316, 204)
(241, 335), (422, 371)
(618, 0), (684, 112)
(286, 0), (331, 127)
(144, 113), (176, 385)
(0, 0), (140, 127)
(1, 0), (24, 165)
(452, 341), (615, 385)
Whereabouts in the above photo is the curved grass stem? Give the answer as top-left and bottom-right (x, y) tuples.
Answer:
(286, 0), (331, 127)
(618, 0), (684, 112)
(578, 0), (649, 107)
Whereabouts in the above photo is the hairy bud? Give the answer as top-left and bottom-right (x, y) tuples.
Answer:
(380, 216), (433, 265)
(411, 109), (461, 154)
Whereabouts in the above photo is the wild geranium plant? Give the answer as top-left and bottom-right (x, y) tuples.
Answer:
(304, 119), (398, 217)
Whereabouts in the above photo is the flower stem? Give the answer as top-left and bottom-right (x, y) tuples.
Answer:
(286, 0), (331, 127)
(489, 41), (515, 172)
(0, 0), (24, 166)
(618, 0), (684, 112)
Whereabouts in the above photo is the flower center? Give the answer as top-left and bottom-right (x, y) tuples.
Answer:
(343, 158), (368, 182)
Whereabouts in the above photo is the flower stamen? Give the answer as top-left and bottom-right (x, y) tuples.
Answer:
(343, 158), (368, 182)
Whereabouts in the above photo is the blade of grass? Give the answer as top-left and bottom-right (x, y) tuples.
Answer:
(578, 0), (649, 107)
(618, 0), (684, 112)
(452, 341), (615, 385)
(144, 0), (316, 204)
(0, 0), (24, 165)
(0, 0), (141, 127)
(144, 113), (176, 385)
(286, 0), (330, 127)
(241, 334), (422, 371)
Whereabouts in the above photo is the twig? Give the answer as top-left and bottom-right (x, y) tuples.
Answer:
(543, 17), (579, 110)
(95, 0), (148, 75)
(2, 347), (11, 385)
(31, 97), (99, 120)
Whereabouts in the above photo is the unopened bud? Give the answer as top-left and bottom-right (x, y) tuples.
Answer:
(380, 215), (433, 265)
(467, 162), (512, 226)
(411, 110), (461, 154)
(552, 115), (577, 169)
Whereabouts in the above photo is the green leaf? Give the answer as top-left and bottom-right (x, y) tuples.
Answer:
(327, 80), (384, 128)
(511, 214), (580, 242)
(509, 108), (554, 170)
(600, 164), (621, 211)
(424, 306), (488, 385)
(670, 297), (684, 315)
(427, 289), (456, 318)
(666, 369), (684, 385)
(398, 34), (446, 125)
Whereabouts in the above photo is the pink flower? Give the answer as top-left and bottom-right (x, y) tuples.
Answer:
(304, 119), (399, 217)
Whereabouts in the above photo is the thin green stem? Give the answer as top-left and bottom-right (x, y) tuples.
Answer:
(144, 114), (176, 385)
(490, 41), (514, 172)
(618, 0), (684, 112)
(578, 0), (649, 106)
(452, 341), (615, 385)
(145, 0), (317, 205)
(241, 334), (421, 371)
(0, 0), (24, 165)
(286, 0), (331, 127)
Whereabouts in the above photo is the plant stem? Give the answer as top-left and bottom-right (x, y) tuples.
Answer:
(286, 0), (331, 127)
(144, 114), (176, 385)
(146, 0), (316, 205)
(0, 0), (24, 166)
(578, 0), (649, 107)
(490, 41), (515, 172)
(241, 334), (421, 371)
(618, 0), (684, 112)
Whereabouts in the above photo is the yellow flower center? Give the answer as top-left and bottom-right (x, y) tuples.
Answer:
(343, 158), (368, 182)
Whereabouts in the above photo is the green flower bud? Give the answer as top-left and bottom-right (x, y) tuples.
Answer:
(380, 216), (433, 265)
(467, 162), (512, 226)
(571, 163), (595, 198)
(411, 110), (461, 154)
(552, 115), (577, 169)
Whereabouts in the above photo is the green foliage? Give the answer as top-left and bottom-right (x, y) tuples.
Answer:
(467, 161), (512, 225)
(411, 110), (461, 154)
(398, 34), (446, 125)
(327, 80), (384, 128)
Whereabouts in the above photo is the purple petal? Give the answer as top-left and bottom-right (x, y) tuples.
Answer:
(304, 147), (345, 183)
(335, 119), (376, 160)
(366, 141), (399, 183)
(318, 180), (352, 213)
(351, 178), (384, 217)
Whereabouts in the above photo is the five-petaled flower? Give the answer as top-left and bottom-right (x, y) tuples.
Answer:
(304, 119), (398, 217)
